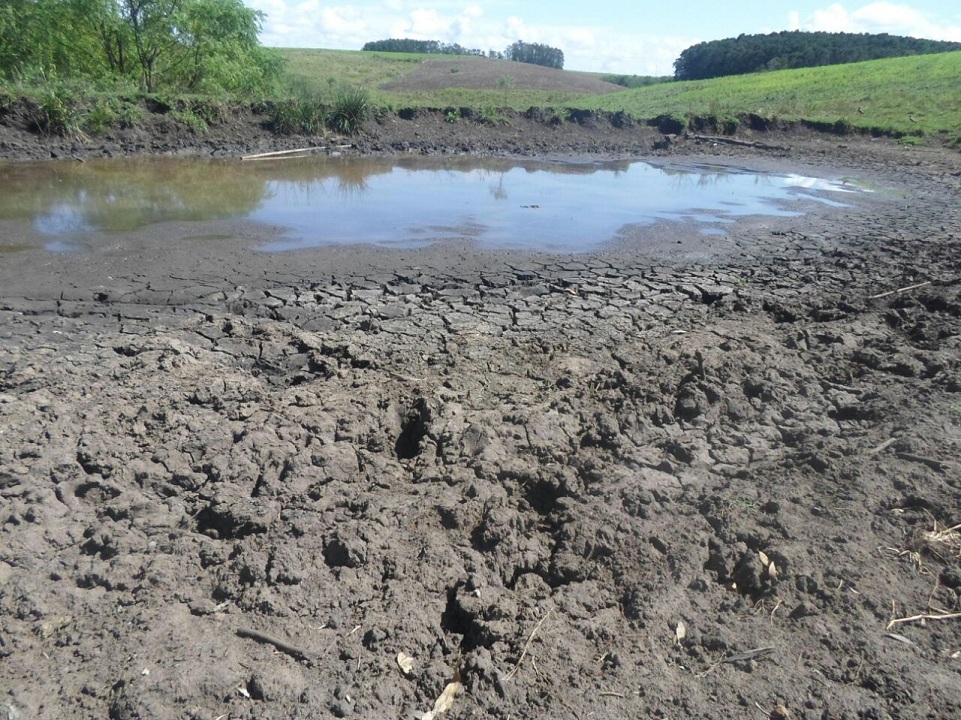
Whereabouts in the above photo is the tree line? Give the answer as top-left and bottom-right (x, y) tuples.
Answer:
(363, 38), (564, 69)
(674, 30), (961, 81)
(504, 41), (563, 70)
(0, 0), (282, 93)
(362, 39), (493, 57)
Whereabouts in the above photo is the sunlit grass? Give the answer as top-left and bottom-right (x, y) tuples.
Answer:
(583, 51), (961, 141)
(275, 48), (961, 142)
(274, 48), (605, 110)
(276, 48), (431, 93)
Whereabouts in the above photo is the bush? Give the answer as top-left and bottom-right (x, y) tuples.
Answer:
(270, 95), (327, 135)
(34, 87), (83, 137)
(188, 99), (228, 127)
(83, 99), (118, 133)
(172, 108), (209, 134)
(479, 105), (508, 125)
(116, 100), (142, 128)
(0, 86), (15, 111)
(329, 83), (369, 135)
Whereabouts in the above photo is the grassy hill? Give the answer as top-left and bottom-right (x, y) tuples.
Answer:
(276, 48), (961, 143)
(585, 51), (961, 141)
(276, 48), (623, 108)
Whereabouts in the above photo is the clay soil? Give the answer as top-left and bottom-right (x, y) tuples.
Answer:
(2, 111), (961, 720)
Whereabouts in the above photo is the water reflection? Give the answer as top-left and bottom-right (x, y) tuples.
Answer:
(0, 156), (867, 253)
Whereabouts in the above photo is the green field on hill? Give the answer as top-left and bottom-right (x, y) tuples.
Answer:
(277, 48), (615, 108)
(585, 51), (961, 141)
(277, 48), (961, 143)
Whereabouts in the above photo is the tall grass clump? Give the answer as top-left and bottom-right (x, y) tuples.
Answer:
(83, 98), (119, 133)
(270, 96), (327, 135)
(269, 78), (328, 135)
(329, 83), (369, 135)
(34, 86), (83, 137)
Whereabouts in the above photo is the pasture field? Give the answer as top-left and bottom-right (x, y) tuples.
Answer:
(585, 51), (961, 141)
(277, 48), (961, 142)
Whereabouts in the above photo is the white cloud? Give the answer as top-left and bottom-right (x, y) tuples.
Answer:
(800, 3), (961, 41)
(403, 9), (449, 38)
(503, 16), (534, 43)
(246, 2), (693, 74)
(319, 5), (366, 34)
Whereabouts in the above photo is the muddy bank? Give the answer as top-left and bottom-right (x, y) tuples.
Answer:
(1, 133), (961, 720)
(1, 99), (958, 166)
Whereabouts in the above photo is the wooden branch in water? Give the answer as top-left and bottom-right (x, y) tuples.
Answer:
(242, 147), (320, 160)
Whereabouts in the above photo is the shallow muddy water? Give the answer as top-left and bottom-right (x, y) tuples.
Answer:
(0, 155), (869, 253)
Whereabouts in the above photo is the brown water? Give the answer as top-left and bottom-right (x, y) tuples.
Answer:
(0, 155), (869, 253)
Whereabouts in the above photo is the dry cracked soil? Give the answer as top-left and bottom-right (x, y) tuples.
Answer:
(1, 114), (961, 720)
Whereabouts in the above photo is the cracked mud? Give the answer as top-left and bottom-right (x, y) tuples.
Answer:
(2, 137), (961, 720)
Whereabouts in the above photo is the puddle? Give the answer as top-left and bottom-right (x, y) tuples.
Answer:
(0, 156), (871, 253)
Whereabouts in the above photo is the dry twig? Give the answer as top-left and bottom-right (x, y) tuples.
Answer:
(504, 609), (554, 681)
(887, 611), (961, 630)
(896, 451), (951, 473)
(868, 281), (932, 300)
(236, 627), (313, 662)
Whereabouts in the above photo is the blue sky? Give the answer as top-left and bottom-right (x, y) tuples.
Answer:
(246, 1), (961, 74)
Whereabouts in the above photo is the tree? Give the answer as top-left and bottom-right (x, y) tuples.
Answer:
(673, 30), (961, 81)
(361, 38), (486, 56)
(0, 0), (282, 93)
(504, 40), (563, 69)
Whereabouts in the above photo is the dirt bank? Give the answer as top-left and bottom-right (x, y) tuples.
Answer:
(4, 99), (955, 163)
(1, 120), (961, 720)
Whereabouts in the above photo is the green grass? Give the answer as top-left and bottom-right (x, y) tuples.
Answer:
(274, 47), (961, 142)
(273, 48), (605, 111)
(276, 48), (428, 92)
(583, 51), (961, 141)
(4, 47), (957, 145)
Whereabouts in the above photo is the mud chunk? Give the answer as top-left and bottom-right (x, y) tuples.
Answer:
(267, 546), (305, 585)
(675, 384), (710, 421)
(443, 582), (519, 650)
(232, 548), (269, 586)
(789, 603), (817, 620)
(323, 531), (368, 568)
(940, 567), (961, 590)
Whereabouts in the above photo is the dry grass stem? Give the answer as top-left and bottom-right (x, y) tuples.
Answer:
(504, 609), (554, 681)
(868, 281), (932, 300)
(887, 611), (961, 630)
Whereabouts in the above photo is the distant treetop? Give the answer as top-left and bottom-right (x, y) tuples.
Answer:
(362, 38), (564, 69)
(673, 31), (961, 81)
(361, 39), (491, 57)
(504, 41), (564, 70)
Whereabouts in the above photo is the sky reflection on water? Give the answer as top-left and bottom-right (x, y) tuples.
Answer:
(0, 156), (868, 253)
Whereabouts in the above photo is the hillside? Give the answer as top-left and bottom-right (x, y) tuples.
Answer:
(379, 56), (622, 93)
(586, 51), (961, 142)
(675, 30), (961, 80)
